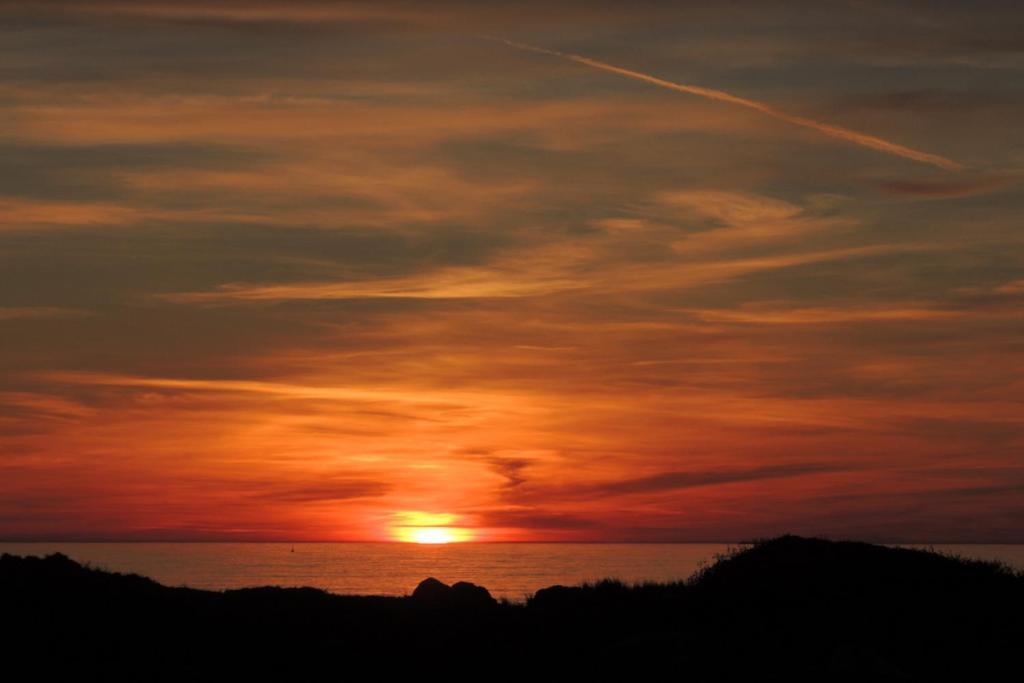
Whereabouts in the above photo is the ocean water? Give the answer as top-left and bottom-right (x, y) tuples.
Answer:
(2, 542), (1022, 601)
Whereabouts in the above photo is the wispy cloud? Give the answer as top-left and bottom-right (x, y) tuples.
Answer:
(248, 479), (391, 503)
(582, 462), (846, 496)
(875, 174), (1018, 199)
(16, 1), (430, 26)
(0, 307), (91, 320)
(994, 279), (1024, 295)
(40, 371), (521, 410)
(157, 183), (937, 305)
(158, 264), (584, 303)
(490, 38), (966, 171)
(683, 304), (963, 324)
(156, 243), (922, 304)
(500, 462), (851, 509)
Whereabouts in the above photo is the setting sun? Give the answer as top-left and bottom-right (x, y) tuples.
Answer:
(391, 512), (473, 543)
(408, 527), (462, 544)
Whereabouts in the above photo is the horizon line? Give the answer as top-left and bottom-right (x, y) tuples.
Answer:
(3, 538), (1021, 546)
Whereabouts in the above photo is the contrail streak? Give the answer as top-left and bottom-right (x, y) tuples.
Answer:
(489, 37), (964, 171)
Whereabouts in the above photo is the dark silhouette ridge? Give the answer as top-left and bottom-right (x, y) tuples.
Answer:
(3, 536), (1020, 680)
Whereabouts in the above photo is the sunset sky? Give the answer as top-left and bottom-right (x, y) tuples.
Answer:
(2, 0), (1022, 543)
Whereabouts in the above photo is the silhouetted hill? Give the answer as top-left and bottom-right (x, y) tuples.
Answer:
(3, 536), (1020, 680)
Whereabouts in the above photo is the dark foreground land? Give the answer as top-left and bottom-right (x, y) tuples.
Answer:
(2, 536), (1021, 680)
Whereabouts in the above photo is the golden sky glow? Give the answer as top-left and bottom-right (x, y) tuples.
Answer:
(1, 1), (1022, 543)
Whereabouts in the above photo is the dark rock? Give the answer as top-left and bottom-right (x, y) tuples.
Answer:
(450, 581), (496, 608)
(411, 577), (451, 603)
(411, 577), (496, 609)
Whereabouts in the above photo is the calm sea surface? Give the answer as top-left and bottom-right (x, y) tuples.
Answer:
(2, 543), (1022, 600)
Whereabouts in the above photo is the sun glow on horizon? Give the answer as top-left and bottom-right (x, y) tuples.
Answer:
(391, 511), (473, 543)
(404, 526), (471, 544)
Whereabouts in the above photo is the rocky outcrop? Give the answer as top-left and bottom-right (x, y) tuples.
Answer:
(412, 577), (497, 609)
